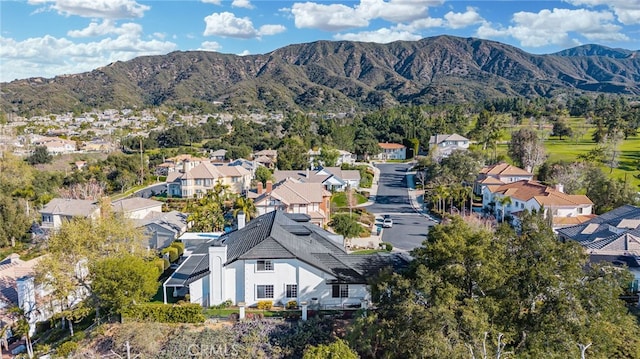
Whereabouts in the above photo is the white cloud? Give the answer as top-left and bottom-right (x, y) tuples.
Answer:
(290, 0), (444, 31)
(476, 8), (627, 48)
(334, 27), (423, 43)
(201, 0), (222, 4)
(0, 33), (176, 82)
(203, 12), (285, 39)
(199, 41), (222, 51)
(259, 24), (286, 36)
(67, 20), (117, 37)
(566, 0), (640, 25)
(232, 0), (253, 9)
(444, 7), (484, 29)
(291, 2), (369, 31)
(28, 0), (149, 19)
(238, 50), (251, 56)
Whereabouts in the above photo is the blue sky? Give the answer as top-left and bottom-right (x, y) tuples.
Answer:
(1, 0), (639, 82)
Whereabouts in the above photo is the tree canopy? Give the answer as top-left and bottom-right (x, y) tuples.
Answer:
(348, 213), (640, 358)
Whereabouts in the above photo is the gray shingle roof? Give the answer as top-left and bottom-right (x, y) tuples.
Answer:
(165, 254), (210, 287)
(557, 205), (640, 244)
(169, 210), (408, 286)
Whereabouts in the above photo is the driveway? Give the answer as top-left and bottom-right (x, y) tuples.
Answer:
(367, 163), (437, 252)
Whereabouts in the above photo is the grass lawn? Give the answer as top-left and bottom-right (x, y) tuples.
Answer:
(351, 249), (388, 255)
(331, 191), (368, 208)
(494, 119), (640, 191)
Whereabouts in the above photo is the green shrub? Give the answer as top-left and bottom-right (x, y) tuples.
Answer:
(381, 242), (393, 251)
(153, 258), (166, 273)
(286, 300), (298, 309)
(170, 241), (184, 256)
(256, 301), (273, 310)
(57, 341), (78, 358)
(211, 299), (233, 309)
(121, 303), (205, 323)
(161, 247), (179, 263)
(162, 258), (170, 270)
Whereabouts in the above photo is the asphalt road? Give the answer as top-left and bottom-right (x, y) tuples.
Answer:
(367, 163), (437, 252)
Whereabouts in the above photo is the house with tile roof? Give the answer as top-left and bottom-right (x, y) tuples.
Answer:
(253, 149), (277, 169)
(166, 161), (252, 198)
(482, 180), (594, 229)
(474, 162), (534, 196)
(557, 204), (640, 291)
(163, 210), (409, 308)
(39, 198), (101, 230)
(428, 133), (470, 159)
(273, 167), (361, 192)
(253, 179), (331, 226)
(375, 143), (406, 161)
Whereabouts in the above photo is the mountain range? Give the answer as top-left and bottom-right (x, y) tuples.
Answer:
(1, 35), (639, 114)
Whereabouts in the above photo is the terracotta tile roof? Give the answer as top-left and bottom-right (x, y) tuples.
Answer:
(479, 177), (505, 185)
(0, 254), (45, 306)
(480, 162), (532, 176)
(378, 142), (405, 150)
(491, 180), (593, 206)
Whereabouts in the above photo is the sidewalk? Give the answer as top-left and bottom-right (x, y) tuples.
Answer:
(406, 171), (439, 222)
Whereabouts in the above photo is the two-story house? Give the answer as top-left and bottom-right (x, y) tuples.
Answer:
(428, 134), (470, 159)
(39, 198), (101, 230)
(166, 161), (252, 198)
(482, 180), (594, 229)
(253, 179), (331, 226)
(474, 162), (534, 196)
(273, 167), (361, 192)
(375, 143), (406, 161)
(163, 210), (409, 308)
(308, 149), (357, 167)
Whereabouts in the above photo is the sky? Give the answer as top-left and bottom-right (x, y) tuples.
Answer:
(1, 0), (639, 83)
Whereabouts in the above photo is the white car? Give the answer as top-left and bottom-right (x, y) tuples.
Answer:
(383, 216), (393, 228)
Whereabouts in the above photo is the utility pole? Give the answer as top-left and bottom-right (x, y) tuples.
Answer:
(139, 137), (144, 185)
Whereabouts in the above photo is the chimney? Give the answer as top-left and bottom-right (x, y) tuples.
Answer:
(554, 183), (564, 193)
(237, 211), (246, 230)
(266, 180), (273, 193)
(182, 160), (189, 174)
(257, 182), (263, 195)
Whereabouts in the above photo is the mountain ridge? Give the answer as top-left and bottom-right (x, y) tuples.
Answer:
(2, 35), (639, 114)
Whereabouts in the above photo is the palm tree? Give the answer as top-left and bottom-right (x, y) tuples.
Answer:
(233, 196), (257, 222)
(497, 195), (512, 222)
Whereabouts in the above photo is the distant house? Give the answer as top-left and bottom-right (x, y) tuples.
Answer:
(253, 179), (332, 226)
(557, 205), (640, 291)
(474, 162), (534, 196)
(31, 136), (77, 155)
(273, 167), (360, 192)
(482, 180), (594, 229)
(308, 149), (356, 167)
(39, 198), (101, 230)
(137, 211), (190, 250)
(375, 143), (406, 161)
(166, 162), (252, 198)
(163, 210), (409, 307)
(253, 149), (277, 169)
(428, 134), (470, 159)
(112, 197), (164, 219)
(209, 149), (227, 163)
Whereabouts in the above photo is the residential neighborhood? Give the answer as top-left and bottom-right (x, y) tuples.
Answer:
(1, 98), (639, 358)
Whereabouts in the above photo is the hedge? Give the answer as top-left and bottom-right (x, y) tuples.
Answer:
(121, 303), (205, 323)
(170, 241), (185, 256)
(161, 246), (179, 263)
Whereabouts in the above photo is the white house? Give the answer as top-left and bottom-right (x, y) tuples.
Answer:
(474, 162), (534, 196)
(163, 211), (408, 308)
(375, 143), (406, 161)
(428, 134), (470, 159)
(308, 149), (356, 167)
(482, 180), (594, 229)
(39, 198), (101, 230)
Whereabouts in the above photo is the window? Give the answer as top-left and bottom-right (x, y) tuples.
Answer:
(257, 260), (273, 271)
(257, 285), (274, 299)
(286, 284), (298, 298)
(42, 215), (53, 223)
(577, 207), (583, 214)
(332, 284), (349, 298)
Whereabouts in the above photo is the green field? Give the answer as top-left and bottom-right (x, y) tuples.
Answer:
(492, 117), (640, 191)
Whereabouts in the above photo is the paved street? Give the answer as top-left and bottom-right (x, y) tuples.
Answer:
(367, 163), (438, 252)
